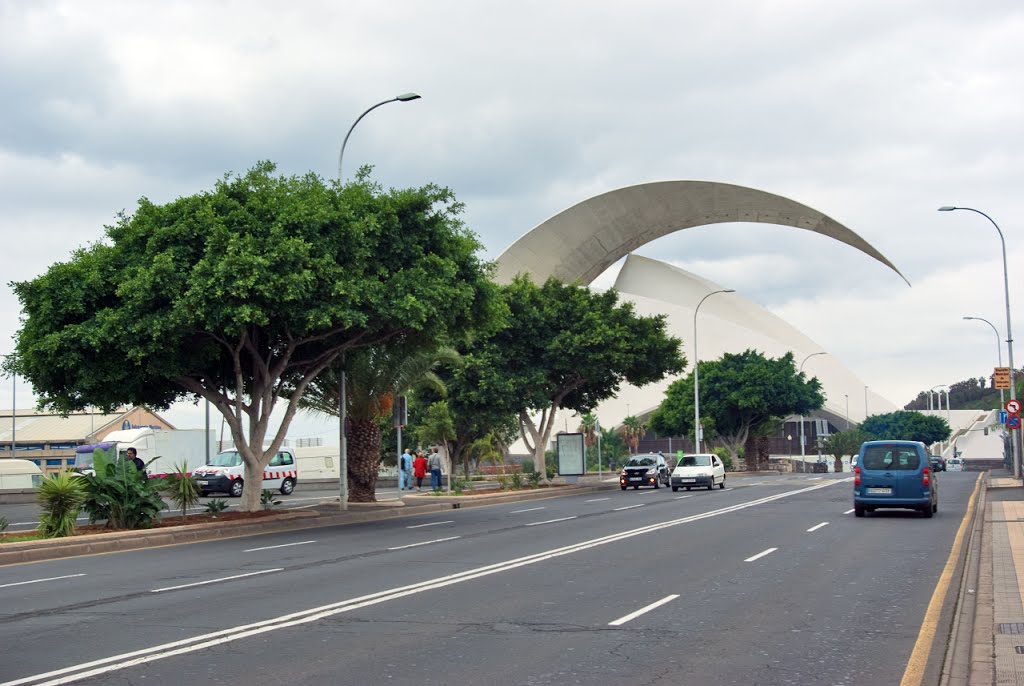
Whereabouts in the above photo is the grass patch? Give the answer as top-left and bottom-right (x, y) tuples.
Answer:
(0, 532), (48, 544)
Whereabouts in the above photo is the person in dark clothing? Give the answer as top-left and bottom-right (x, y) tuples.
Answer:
(126, 447), (146, 473)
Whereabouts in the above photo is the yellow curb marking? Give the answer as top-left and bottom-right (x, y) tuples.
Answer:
(899, 473), (982, 686)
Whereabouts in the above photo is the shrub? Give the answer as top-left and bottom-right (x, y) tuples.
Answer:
(452, 477), (466, 495)
(511, 471), (524, 489)
(204, 499), (228, 515)
(37, 471), (87, 538)
(521, 459), (535, 475)
(80, 450), (166, 529)
(496, 474), (510, 490)
(0, 515), (8, 533)
(712, 447), (735, 472)
(260, 489), (282, 508)
(161, 461), (202, 518)
(527, 471), (541, 488)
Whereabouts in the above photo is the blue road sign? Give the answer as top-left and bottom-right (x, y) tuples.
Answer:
(1009, 415), (1022, 430)
(1001, 410), (1009, 424)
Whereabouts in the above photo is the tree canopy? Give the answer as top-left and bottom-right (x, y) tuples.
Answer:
(461, 276), (686, 479)
(649, 349), (825, 462)
(9, 162), (500, 509)
(860, 411), (951, 446)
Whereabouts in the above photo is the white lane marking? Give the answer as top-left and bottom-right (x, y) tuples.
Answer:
(6, 479), (845, 686)
(525, 516), (577, 526)
(744, 548), (778, 562)
(287, 502), (326, 510)
(509, 507), (545, 514)
(806, 522), (829, 533)
(151, 569), (283, 593)
(636, 489), (660, 496)
(406, 520), (454, 529)
(613, 504), (645, 511)
(673, 495), (693, 500)
(608, 594), (680, 626)
(585, 497), (610, 502)
(843, 508), (855, 515)
(723, 488), (734, 491)
(244, 541), (316, 553)
(0, 574), (86, 590)
(388, 536), (460, 550)
(746, 482), (764, 486)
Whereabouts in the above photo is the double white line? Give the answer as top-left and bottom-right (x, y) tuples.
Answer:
(3, 479), (846, 686)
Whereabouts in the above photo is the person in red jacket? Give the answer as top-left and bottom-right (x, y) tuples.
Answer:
(412, 451), (428, 491)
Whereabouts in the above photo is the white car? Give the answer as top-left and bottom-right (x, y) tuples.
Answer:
(946, 457), (964, 472)
(671, 453), (726, 491)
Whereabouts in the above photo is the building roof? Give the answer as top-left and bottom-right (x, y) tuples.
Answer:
(0, 408), (166, 445)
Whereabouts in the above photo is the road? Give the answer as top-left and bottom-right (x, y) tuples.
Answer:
(0, 472), (977, 685)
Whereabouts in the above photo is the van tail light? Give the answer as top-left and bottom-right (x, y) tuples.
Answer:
(854, 467), (861, 486)
(922, 467), (930, 487)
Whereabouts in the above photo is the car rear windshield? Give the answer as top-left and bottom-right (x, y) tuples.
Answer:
(861, 445), (921, 470)
(626, 457), (656, 466)
(679, 455), (711, 467)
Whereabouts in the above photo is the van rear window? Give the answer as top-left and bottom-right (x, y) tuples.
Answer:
(862, 445), (921, 470)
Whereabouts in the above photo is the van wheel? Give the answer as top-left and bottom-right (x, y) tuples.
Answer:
(633, 485), (639, 489)
(229, 479), (244, 498)
(921, 504), (934, 519)
(854, 505), (865, 517)
(719, 477), (726, 489)
(707, 482), (713, 491)
(621, 486), (627, 490)
(685, 486), (691, 491)
(933, 502), (938, 513)
(672, 486), (679, 492)
(280, 477), (295, 495)
(200, 491), (209, 498)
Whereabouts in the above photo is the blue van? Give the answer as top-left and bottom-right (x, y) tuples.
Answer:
(853, 440), (937, 518)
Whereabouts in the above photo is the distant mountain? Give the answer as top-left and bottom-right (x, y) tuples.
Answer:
(904, 370), (1022, 411)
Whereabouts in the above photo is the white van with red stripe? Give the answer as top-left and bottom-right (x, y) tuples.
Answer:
(193, 448), (298, 498)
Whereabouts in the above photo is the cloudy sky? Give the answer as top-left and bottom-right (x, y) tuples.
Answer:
(1, 1), (1021, 443)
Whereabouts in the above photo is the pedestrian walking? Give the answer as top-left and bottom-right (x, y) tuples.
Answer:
(399, 448), (413, 490)
(413, 451), (428, 491)
(427, 447), (443, 491)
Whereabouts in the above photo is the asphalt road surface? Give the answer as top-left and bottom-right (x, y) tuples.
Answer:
(0, 472), (978, 685)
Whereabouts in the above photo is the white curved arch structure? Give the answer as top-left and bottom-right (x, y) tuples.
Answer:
(496, 180), (908, 286)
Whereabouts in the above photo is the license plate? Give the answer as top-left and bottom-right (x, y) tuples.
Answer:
(628, 477), (642, 481)
(197, 480), (209, 486)
(866, 487), (892, 495)
(679, 478), (696, 483)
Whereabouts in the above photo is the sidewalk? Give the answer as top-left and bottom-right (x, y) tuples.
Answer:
(955, 472), (1024, 685)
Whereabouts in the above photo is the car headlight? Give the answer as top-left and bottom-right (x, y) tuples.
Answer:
(646, 468), (657, 475)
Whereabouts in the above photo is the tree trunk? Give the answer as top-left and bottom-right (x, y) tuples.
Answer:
(348, 419), (382, 502)
(834, 457), (844, 473)
(241, 460), (263, 511)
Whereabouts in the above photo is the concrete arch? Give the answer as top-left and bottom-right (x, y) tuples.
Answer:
(495, 180), (908, 286)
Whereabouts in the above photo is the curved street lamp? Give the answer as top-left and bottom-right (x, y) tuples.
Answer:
(964, 315), (1005, 406)
(693, 289), (734, 453)
(798, 352), (827, 467)
(336, 92), (422, 509)
(939, 206), (1018, 478)
(338, 93), (421, 180)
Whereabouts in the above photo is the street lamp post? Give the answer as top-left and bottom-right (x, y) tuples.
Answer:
(1, 354), (13, 456)
(336, 92), (421, 509)
(844, 394), (849, 430)
(693, 289), (735, 453)
(964, 315), (1006, 407)
(799, 352), (827, 470)
(865, 386), (869, 419)
(940, 206), (1019, 478)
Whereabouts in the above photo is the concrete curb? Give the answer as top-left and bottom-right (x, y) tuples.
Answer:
(0, 483), (613, 567)
(940, 472), (988, 686)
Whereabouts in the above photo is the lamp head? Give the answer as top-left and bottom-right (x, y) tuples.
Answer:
(963, 316), (974, 320)
(938, 206), (957, 212)
(396, 92), (421, 102)
(724, 289), (736, 293)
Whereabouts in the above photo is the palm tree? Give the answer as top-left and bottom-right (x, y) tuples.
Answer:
(577, 412), (599, 448)
(619, 415), (646, 455)
(300, 341), (461, 502)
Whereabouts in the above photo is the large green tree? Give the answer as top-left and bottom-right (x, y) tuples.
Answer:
(649, 350), (825, 465)
(860, 411), (951, 446)
(8, 163), (498, 510)
(462, 276), (685, 481)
